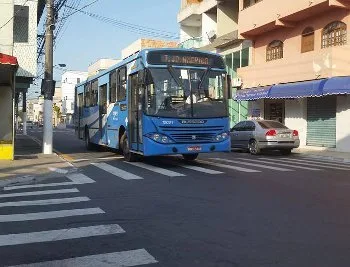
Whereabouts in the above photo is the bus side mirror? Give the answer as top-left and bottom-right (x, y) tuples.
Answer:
(226, 75), (232, 99)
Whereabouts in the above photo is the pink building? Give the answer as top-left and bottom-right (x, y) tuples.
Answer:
(236, 0), (350, 152)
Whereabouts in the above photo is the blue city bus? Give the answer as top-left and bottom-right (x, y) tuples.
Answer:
(75, 48), (231, 161)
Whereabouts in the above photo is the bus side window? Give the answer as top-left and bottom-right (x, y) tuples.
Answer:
(84, 82), (91, 107)
(91, 79), (98, 107)
(117, 67), (127, 102)
(109, 70), (117, 103)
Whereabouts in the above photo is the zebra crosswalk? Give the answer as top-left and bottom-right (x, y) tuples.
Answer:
(0, 177), (157, 266)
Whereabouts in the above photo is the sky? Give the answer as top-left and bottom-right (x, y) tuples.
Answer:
(29, 0), (180, 97)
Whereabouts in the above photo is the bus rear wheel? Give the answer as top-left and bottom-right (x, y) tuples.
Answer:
(182, 153), (199, 161)
(120, 133), (137, 162)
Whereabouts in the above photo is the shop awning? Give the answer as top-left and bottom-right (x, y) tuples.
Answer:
(235, 86), (271, 101)
(323, 77), (350, 96)
(0, 53), (18, 84)
(269, 79), (326, 99)
(0, 53), (18, 66)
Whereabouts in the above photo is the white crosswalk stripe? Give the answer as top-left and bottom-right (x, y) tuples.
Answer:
(259, 157), (350, 171)
(179, 164), (224, 174)
(0, 188), (79, 199)
(0, 224), (125, 247)
(10, 249), (158, 267)
(281, 157), (350, 169)
(4, 173), (95, 191)
(0, 208), (105, 222)
(126, 162), (185, 177)
(198, 160), (261, 173)
(0, 197), (90, 208)
(210, 158), (293, 171)
(235, 158), (322, 171)
(91, 162), (143, 180)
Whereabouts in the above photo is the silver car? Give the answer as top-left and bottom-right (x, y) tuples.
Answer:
(230, 120), (300, 155)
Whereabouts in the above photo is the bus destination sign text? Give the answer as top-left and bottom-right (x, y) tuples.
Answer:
(160, 55), (209, 66)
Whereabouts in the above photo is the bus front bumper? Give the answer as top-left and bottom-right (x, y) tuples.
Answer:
(143, 138), (230, 156)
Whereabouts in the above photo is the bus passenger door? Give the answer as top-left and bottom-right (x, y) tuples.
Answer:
(129, 73), (143, 151)
(99, 84), (108, 145)
(77, 93), (84, 139)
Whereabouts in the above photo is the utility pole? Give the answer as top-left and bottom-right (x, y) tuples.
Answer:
(42, 0), (55, 154)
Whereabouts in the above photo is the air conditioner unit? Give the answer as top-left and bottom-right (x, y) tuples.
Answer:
(232, 77), (243, 87)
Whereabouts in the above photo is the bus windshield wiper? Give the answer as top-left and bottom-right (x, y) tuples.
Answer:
(198, 66), (211, 90)
(167, 65), (184, 89)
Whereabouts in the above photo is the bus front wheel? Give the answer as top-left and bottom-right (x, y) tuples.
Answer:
(120, 133), (137, 162)
(182, 153), (199, 161)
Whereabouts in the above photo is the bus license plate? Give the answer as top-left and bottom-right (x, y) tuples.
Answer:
(187, 146), (202, 152)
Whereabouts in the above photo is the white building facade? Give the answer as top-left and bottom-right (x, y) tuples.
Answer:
(61, 71), (88, 125)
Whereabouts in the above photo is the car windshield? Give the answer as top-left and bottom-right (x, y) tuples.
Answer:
(258, 120), (288, 129)
(145, 67), (227, 118)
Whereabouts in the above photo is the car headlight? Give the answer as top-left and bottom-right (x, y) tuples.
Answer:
(214, 132), (229, 142)
(146, 133), (174, 144)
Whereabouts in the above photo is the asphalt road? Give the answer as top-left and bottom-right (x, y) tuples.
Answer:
(1, 127), (350, 267)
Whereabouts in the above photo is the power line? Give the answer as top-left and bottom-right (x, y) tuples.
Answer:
(60, 0), (99, 20)
(63, 5), (180, 40)
(0, 0), (30, 31)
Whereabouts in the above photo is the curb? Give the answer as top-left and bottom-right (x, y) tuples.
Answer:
(293, 153), (350, 164)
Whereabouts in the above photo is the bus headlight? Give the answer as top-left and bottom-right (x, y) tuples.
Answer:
(146, 133), (174, 144)
(214, 132), (229, 142)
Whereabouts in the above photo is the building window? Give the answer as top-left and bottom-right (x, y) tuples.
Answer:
(266, 40), (283, 62)
(224, 48), (250, 77)
(322, 21), (347, 48)
(13, 5), (29, 43)
(301, 27), (315, 53)
(77, 78), (81, 83)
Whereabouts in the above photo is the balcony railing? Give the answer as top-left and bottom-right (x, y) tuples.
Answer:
(178, 37), (210, 49)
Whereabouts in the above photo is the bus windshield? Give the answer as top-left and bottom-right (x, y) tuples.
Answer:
(145, 67), (227, 118)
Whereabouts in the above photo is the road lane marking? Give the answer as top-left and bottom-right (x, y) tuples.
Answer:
(48, 167), (69, 174)
(210, 158), (293, 172)
(72, 159), (90, 162)
(198, 160), (261, 173)
(4, 174), (95, 191)
(0, 224), (125, 247)
(0, 188), (79, 199)
(179, 164), (224, 174)
(125, 162), (185, 177)
(0, 208), (104, 222)
(0, 197), (90, 208)
(281, 157), (350, 168)
(261, 158), (350, 171)
(235, 158), (321, 171)
(91, 162), (143, 180)
(97, 156), (124, 160)
(9, 249), (158, 267)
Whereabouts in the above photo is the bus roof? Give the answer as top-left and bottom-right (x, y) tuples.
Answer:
(75, 48), (225, 87)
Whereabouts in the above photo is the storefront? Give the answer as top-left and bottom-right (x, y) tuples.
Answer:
(0, 53), (18, 160)
(235, 77), (350, 152)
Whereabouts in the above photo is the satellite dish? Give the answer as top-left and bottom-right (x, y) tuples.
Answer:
(207, 30), (216, 41)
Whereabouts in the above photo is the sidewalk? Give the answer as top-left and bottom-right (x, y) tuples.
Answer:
(0, 134), (73, 187)
(293, 147), (350, 163)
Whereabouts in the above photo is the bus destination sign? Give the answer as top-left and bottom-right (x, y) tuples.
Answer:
(160, 55), (209, 66)
(147, 50), (225, 69)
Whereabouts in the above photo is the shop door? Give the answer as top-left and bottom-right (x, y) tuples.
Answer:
(307, 96), (336, 148)
(265, 100), (285, 124)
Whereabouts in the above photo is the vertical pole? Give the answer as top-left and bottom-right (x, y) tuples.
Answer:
(22, 91), (27, 135)
(43, 0), (54, 154)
